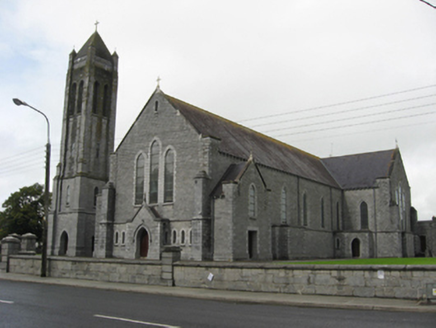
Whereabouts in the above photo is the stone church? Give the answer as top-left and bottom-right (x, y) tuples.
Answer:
(47, 31), (416, 261)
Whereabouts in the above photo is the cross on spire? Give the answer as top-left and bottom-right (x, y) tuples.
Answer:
(95, 20), (100, 32)
(156, 76), (161, 89)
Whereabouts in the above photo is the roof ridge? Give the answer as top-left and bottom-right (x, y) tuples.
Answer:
(323, 148), (396, 160)
(163, 93), (321, 161)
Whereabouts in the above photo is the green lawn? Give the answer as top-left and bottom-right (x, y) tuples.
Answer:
(280, 257), (436, 265)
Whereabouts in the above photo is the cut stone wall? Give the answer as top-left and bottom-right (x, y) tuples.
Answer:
(6, 256), (436, 300)
(8, 256), (164, 285)
(7, 255), (40, 275)
(173, 262), (436, 300)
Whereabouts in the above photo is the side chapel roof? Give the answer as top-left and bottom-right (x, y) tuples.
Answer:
(76, 31), (113, 61)
(321, 149), (398, 190)
(210, 155), (268, 198)
(210, 162), (249, 198)
(163, 93), (339, 187)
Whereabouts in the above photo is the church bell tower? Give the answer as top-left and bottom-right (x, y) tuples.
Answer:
(48, 30), (118, 256)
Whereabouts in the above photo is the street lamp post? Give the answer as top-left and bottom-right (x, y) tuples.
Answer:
(12, 98), (50, 277)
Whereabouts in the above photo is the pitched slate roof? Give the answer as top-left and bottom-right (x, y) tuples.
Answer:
(211, 162), (247, 198)
(321, 149), (397, 190)
(210, 156), (268, 197)
(76, 31), (113, 61)
(163, 93), (339, 187)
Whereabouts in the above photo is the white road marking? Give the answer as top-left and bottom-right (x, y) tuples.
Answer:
(0, 300), (14, 304)
(94, 314), (181, 328)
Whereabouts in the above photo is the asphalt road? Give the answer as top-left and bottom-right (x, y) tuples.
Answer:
(0, 280), (435, 328)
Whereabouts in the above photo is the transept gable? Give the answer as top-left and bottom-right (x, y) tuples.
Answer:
(322, 148), (399, 190)
(237, 155), (268, 189)
(387, 149), (410, 189)
(211, 155), (268, 198)
(115, 88), (200, 152)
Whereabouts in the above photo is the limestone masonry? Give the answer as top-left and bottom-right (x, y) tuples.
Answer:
(44, 31), (429, 262)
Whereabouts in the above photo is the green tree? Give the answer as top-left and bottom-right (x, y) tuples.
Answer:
(0, 183), (48, 242)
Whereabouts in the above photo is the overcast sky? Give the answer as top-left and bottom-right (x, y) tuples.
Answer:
(1, 0), (435, 220)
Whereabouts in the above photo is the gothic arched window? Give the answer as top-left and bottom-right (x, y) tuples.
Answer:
(303, 193), (308, 226)
(360, 201), (368, 230)
(93, 187), (99, 208)
(321, 197), (325, 228)
(280, 187), (287, 224)
(248, 184), (257, 218)
(172, 230), (177, 244)
(103, 84), (110, 117)
(68, 83), (76, 116)
(77, 81), (84, 113)
(164, 149), (175, 203)
(135, 154), (145, 205)
(149, 141), (160, 204)
(92, 81), (100, 114)
(66, 185), (71, 206)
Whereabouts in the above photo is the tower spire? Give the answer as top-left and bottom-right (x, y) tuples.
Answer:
(49, 30), (118, 257)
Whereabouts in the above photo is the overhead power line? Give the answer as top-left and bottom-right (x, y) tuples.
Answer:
(273, 111), (436, 137)
(0, 162), (45, 176)
(263, 102), (436, 133)
(239, 84), (436, 123)
(0, 147), (60, 176)
(419, 0), (436, 9)
(289, 120), (436, 143)
(0, 154), (59, 174)
(0, 153), (46, 170)
(0, 147), (43, 163)
(0, 146), (60, 164)
(251, 94), (436, 129)
(2, 84), (435, 174)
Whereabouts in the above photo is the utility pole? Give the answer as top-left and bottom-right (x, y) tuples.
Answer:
(12, 98), (50, 277)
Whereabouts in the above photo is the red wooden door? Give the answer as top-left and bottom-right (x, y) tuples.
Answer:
(140, 230), (149, 258)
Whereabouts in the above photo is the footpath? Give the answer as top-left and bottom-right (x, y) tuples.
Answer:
(0, 272), (435, 313)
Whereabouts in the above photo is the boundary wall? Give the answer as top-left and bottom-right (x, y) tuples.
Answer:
(174, 262), (436, 300)
(7, 256), (164, 285)
(4, 255), (436, 300)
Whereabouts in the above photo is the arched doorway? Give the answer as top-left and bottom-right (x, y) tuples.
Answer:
(351, 238), (360, 258)
(137, 228), (149, 258)
(59, 231), (68, 256)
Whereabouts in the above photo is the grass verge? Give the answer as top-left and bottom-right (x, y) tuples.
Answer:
(280, 257), (436, 265)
